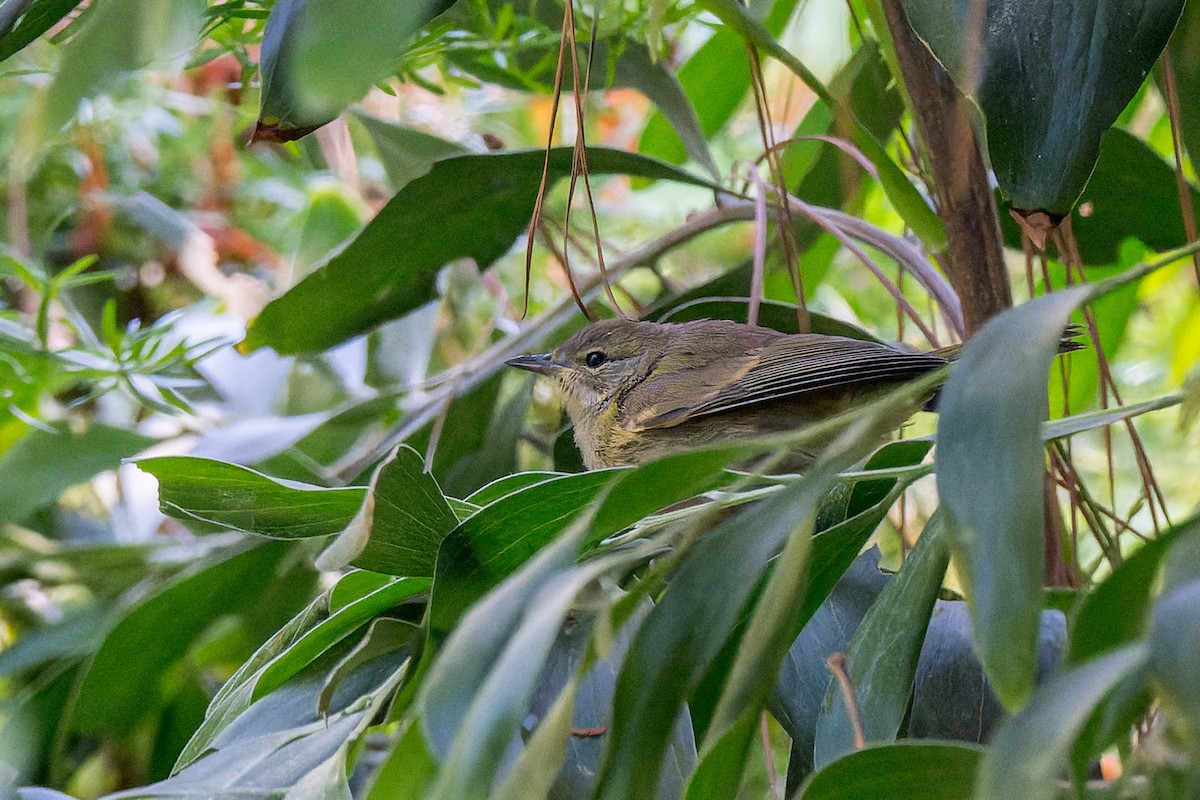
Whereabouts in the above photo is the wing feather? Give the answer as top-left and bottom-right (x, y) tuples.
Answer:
(623, 335), (947, 431)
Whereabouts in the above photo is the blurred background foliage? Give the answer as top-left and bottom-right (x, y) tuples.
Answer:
(0, 0), (1199, 798)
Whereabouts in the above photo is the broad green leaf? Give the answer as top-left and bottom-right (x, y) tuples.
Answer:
(798, 741), (983, 800)
(936, 248), (1192, 709)
(613, 37), (719, 180)
(137, 456), (363, 538)
(1148, 578), (1200, 755)
(901, 0), (1186, 213)
(975, 645), (1149, 800)
(174, 591), (331, 770)
(0, 424), (154, 523)
(1167, 0), (1200, 169)
(937, 284), (1095, 709)
(43, 0), (205, 134)
(423, 542), (623, 800)
(464, 472), (564, 507)
(774, 551), (892, 791)
(71, 542), (301, 736)
(688, 445), (926, 798)
(427, 445), (746, 636)
(365, 719), (439, 800)
(594, 469), (838, 800)
(813, 512), (950, 768)
(255, 0), (453, 140)
(0, 0), (82, 62)
(291, 182), (367, 280)
(243, 148), (719, 355)
(318, 445), (460, 576)
(355, 112), (467, 190)
(109, 632), (409, 800)
(908, 602), (1065, 743)
(254, 576), (429, 702)
(1007, 129), (1200, 265)
(1067, 516), (1200, 664)
(426, 469), (617, 635)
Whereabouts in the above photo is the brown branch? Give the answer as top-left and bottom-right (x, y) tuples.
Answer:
(881, 0), (1012, 335)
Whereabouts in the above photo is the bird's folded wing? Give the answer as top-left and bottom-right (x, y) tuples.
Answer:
(620, 336), (947, 432)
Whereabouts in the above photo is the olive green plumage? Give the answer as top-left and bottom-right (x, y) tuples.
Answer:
(507, 318), (951, 470)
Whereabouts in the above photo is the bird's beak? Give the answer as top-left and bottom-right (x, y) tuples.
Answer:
(505, 352), (559, 376)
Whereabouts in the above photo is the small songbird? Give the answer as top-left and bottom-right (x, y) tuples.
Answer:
(506, 318), (957, 470)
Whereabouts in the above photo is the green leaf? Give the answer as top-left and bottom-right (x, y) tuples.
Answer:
(364, 719), (440, 800)
(427, 444), (747, 637)
(70, 542), (300, 736)
(1068, 516), (1200, 663)
(1042, 393), (1182, 441)
(0, 0), (82, 63)
(355, 111), (467, 190)
(421, 536), (621, 800)
(975, 645), (1149, 800)
(813, 512), (950, 768)
(613, 38), (719, 180)
(318, 444), (460, 576)
(254, 576), (428, 702)
(688, 447), (925, 798)
(1167, 0), (1200, 169)
(798, 741), (983, 800)
(0, 423), (154, 523)
(243, 148), (718, 355)
(936, 284), (1092, 709)
(174, 591), (331, 770)
(935, 249), (1191, 709)
(43, 0), (205, 134)
(112, 630), (409, 800)
(426, 469), (617, 635)
(901, 0), (1186, 213)
(464, 472), (564, 507)
(256, 0), (453, 140)
(594, 470), (837, 800)
(1148, 577), (1200, 755)
(137, 456), (363, 538)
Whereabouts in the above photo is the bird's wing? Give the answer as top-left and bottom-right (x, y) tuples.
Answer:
(620, 335), (947, 432)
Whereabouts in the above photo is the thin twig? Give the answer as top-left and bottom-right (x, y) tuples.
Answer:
(826, 652), (866, 750)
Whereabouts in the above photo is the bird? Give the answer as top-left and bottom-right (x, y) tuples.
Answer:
(505, 317), (968, 470)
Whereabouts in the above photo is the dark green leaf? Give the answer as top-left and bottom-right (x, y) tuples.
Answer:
(464, 472), (564, 507)
(243, 148), (718, 355)
(774, 550), (892, 791)
(0, 424), (154, 523)
(109, 632), (408, 800)
(798, 741), (983, 800)
(595, 470), (837, 800)
(908, 602), (1065, 742)
(71, 542), (301, 735)
(976, 645), (1149, 800)
(256, 0), (453, 139)
(1066, 518), (1197, 663)
(137, 456), (363, 538)
(1167, 1), (1200, 169)
(637, 0), (800, 167)
(0, 0), (82, 62)
(1148, 578), (1200, 756)
(901, 0), (1186, 213)
(936, 285), (1092, 709)
(321, 444), (460, 576)
(813, 512), (950, 768)
(254, 576), (428, 702)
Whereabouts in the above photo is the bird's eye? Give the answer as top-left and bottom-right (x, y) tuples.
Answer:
(584, 350), (608, 368)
